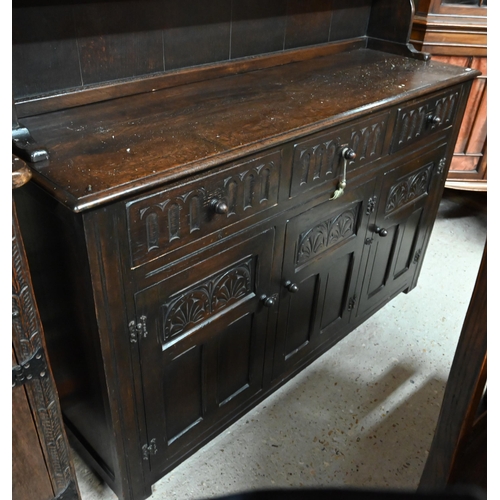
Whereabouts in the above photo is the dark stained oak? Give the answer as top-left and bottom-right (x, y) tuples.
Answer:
(23, 49), (477, 212)
(12, 3), (480, 500)
(12, 156), (81, 500)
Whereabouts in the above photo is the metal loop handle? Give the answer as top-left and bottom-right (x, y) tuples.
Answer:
(331, 147), (356, 200)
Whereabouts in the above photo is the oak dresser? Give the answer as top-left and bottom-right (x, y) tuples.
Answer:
(13, 1), (479, 499)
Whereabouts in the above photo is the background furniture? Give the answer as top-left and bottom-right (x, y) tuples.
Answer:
(12, 2), (478, 500)
(12, 156), (81, 500)
(411, 0), (487, 191)
(419, 243), (487, 491)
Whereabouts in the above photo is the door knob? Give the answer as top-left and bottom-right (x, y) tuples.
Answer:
(260, 294), (277, 308)
(375, 226), (388, 237)
(284, 281), (299, 293)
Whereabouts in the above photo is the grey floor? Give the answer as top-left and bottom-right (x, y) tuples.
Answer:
(73, 188), (487, 500)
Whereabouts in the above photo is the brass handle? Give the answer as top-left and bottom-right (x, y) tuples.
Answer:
(260, 294), (277, 308)
(284, 281), (299, 293)
(12, 155), (32, 190)
(331, 147), (356, 200)
(210, 198), (229, 214)
(375, 227), (388, 237)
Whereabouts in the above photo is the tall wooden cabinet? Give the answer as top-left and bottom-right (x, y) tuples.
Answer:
(411, 0), (487, 191)
(12, 157), (81, 500)
(12, 2), (479, 500)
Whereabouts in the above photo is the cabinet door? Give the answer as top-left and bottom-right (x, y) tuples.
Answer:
(272, 177), (377, 379)
(355, 144), (447, 320)
(135, 228), (275, 476)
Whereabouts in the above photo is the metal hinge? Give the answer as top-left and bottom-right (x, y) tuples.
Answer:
(12, 346), (48, 388)
(366, 196), (377, 215)
(347, 295), (357, 312)
(129, 315), (148, 343)
(437, 157), (447, 175)
(413, 249), (422, 264)
(142, 438), (157, 460)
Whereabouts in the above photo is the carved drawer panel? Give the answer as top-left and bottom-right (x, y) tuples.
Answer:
(290, 111), (390, 198)
(127, 150), (282, 267)
(391, 86), (461, 152)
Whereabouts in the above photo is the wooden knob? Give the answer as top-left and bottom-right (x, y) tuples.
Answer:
(375, 227), (388, 237)
(341, 147), (357, 161)
(260, 295), (276, 308)
(284, 281), (299, 293)
(210, 199), (229, 214)
(428, 115), (441, 125)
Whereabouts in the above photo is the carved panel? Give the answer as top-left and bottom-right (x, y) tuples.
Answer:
(385, 164), (433, 215)
(350, 121), (386, 162)
(392, 89), (461, 151)
(394, 105), (427, 147)
(296, 205), (359, 266)
(12, 204), (78, 498)
(290, 112), (388, 197)
(161, 258), (253, 344)
(127, 150), (281, 267)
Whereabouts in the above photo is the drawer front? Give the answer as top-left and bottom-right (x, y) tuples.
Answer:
(290, 111), (390, 198)
(391, 87), (461, 153)
(126, 149), (282, 267)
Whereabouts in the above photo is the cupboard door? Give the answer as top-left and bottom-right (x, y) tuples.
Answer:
(355, 143), (447, 320)
(135, 228), (275, 476)
(272, 177), (377, 379)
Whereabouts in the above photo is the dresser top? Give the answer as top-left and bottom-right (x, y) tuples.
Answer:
(21, 48), (477, 212)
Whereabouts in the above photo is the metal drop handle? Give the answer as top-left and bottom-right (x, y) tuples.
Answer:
(331, 147), (356, 200)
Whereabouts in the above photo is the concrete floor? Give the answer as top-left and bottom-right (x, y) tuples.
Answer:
(73, 188), (487, 500)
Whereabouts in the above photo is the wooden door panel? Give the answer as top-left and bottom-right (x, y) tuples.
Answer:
(216, 313), (254, 407)
(283, 271), (320, 360)
(355, 144), (446, 319)
(320, 250), (356, 331)
(163, 344), (204, 447)
(273, 176), (376, 378)
(393, 207), (424, 279)
(136, 228), (275, 474)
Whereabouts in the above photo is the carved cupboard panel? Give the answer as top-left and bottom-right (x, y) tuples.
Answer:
(134, 227), (275, 477)
(354, 142), (448, 320)
(273, 176), (377, 378)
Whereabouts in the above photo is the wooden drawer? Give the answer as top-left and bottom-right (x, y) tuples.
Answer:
(391, 86), (462, 152)
(290, 110), (390, 198)
(126, 149), (282, 267)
